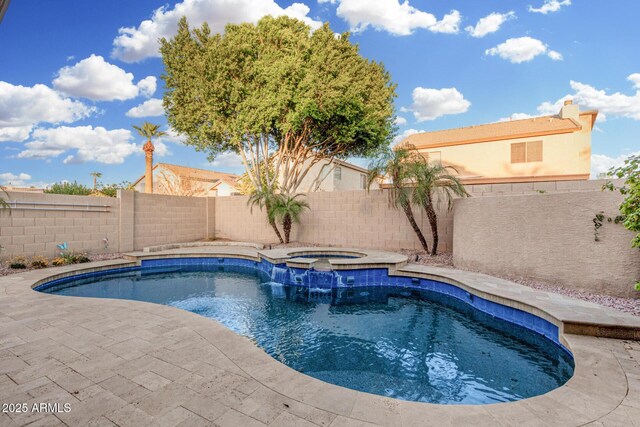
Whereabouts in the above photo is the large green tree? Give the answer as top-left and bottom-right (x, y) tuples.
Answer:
(160, 16), (396, 196)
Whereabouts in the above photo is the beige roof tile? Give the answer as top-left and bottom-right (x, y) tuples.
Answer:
(404, 113), (594, 149)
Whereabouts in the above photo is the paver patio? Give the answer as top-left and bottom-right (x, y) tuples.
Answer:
(0, 245), (638, 426)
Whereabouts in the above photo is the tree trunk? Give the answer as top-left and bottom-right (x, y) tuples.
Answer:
(283, 214), (292, 244)
(424, 196), (439, 256)
(265, 201), (284, 244)
(401, 202), (429, 253)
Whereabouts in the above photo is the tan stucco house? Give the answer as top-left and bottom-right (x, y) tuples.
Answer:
(133, 163), (240, 197)
(402, 100), (597, 184)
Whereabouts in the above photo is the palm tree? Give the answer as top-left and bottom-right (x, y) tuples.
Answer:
(248, 187), (285, 244)
(270, 194), (310, 244)
(368, 147), (430, 253)
(412, 160), (469, 255)
(133, 122), (166, 193)
(90, 172), (102, 190)
(132, 122), (167, 141)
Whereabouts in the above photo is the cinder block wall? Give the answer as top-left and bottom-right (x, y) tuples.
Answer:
(214, 190), (454, 252)
(3, 179), (637, 298)
(453, 189), (639, 298)
(0, 192), (120, 257)
(213, 180), (614, 252)
(132, 192), (208, 250)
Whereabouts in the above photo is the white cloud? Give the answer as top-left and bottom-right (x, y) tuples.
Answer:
(536, 95), (573, 116)
(126, 98), (164, 118)
(210, 152), (244, 168)
(335, 0), (460, 36)
(485, 37), (562, 63)
(465, 11), (515, 38)
(0, 81), (94, 142)
(501, 72), (640, 124)
(540, 75), (640, 121)
(394, 116), (407, 126)
(0, 172), (32, 186)
(18, 126), (139, 164)
(528, 0), (571, 14)
(591, 152), (639, 178)
(136, 76), (157, 98)
(429, 10), (461, 34)
(547, 50), (563, 61)
(405, 87), (471, 122)
(152, 140), (171, 157)
(0, 126), (34, 143)
(157, 128), (187, 145)
(111, 0), (322, 63)
(53, 55), (155, 101)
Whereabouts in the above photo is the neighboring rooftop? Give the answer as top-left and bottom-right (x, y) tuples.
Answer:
(403, 105), (598, 150)
(133, 163), (239, 187)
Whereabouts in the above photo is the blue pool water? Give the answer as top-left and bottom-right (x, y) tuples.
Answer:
(39, 263), (573, 404)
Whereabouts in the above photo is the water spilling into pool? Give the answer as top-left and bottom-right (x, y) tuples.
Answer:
(39, 264), (573, 404)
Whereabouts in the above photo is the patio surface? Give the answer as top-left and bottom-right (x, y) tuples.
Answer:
(0, 245), (638, 426)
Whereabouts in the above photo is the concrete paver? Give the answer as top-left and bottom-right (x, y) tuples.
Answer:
(0, 246), (638, 426)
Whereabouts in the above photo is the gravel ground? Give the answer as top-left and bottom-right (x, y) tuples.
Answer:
(0, 253), (123, 277)
(400, 249), (640, 317)
(2, 244), (637, 317)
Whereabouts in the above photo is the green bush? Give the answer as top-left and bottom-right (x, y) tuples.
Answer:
(45, 181), (92, 196)
(99, 181), (133, 198)
(604, 154), (640, 291)
(60, 251), (90, 265)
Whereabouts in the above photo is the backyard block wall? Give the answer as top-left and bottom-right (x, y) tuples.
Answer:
(131, 191), (209, 250)
(2, 180), (638, 298)
(214, 190), (454, 251)
(452, 188), (639, 298)
(0, 192), (120, 257)
(0, 190), (214, 256)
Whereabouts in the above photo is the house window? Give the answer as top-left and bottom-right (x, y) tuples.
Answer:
(360, 174), (367, 189)
(511, 141), (543, 163)
(334, 166), (342, 181)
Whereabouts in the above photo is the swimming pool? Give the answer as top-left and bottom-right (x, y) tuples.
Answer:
(37, 258), (574, 405)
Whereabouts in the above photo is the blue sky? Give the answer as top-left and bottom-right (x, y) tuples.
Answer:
(1, 0), (639, 188)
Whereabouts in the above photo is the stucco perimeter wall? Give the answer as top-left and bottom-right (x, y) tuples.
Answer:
(0, 192), (120, 257)
(1, 191), (216, 257)
(132, 192), (209, 250)
(453, 190), (640, 298)
(215, 189), (455, 252)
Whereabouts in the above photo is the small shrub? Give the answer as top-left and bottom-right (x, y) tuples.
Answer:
(31, 256), (49, 269)
(60, 251), (91, 264)
(44, 181), (92, 196)
(52, 257), (67, 266)
(76, 254), (91, 263)
(9, 256), (27, 269)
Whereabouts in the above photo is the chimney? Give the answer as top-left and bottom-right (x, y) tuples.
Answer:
(560, 99), (579, 120)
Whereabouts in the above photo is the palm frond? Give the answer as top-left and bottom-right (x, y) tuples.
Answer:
(0, 186), (11, 211)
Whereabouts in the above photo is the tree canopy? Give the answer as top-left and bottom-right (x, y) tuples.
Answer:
(160, 15), (396, 194)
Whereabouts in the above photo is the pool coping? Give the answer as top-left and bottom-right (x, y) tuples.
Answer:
(0, 245), (638, 426)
